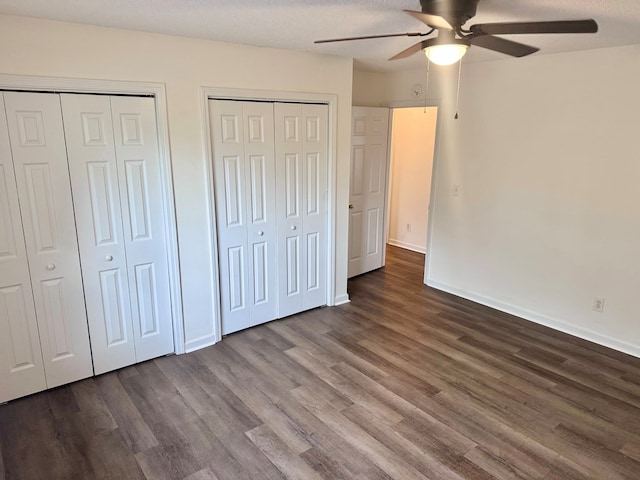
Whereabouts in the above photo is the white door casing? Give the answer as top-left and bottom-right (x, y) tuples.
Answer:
(3, 92), (93, 387)
(61, 94), (174, 374)
(210, 100), (278, 335)
(274, 103), (328, 317)
(0, 93), (47, 403)
(348, 107), (390, 278)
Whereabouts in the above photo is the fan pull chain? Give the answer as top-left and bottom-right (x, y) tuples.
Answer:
(424, 58), (431, 114)
(454, 59), (462, 120)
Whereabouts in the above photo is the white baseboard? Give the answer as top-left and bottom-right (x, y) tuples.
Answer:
(334, 293), (351, 306)
(427, 279), (640, 359)
(387, 239), (426, 254)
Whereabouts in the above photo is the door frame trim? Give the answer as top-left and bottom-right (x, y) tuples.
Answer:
(0, 74), (185, 354)
(200, 87), (339, 347)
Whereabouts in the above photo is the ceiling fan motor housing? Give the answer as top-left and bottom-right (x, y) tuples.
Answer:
(420, 0), (479, 27)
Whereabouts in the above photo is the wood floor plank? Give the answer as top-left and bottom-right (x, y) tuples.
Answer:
(2, 245), (640, 479)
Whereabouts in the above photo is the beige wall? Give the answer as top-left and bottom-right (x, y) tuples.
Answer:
(354, 45), (640, 357)
(0, 15), (354, 351)
(388, 107), (437, 253)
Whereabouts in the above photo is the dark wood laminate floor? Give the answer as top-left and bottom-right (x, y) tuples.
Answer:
(2, 246), (640, 480)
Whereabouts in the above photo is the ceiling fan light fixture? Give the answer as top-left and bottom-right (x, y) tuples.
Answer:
(424, 43), (469, 65)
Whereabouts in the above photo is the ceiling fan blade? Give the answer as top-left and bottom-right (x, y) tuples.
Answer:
(389, 39), (434, 61)
(314, 32), (428, 44)
(403, 10), (453, 30)
(470, 19), (598, 36)
(469, 35), (539, 57)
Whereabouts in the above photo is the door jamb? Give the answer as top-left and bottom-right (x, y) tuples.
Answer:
(200, 87), (339, 346)
(0, 74), (185, 354)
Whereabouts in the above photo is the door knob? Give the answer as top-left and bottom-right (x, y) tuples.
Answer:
(349, 204), (354, 209)
(291, 225), (297, 230)
(105, 255), (114, 262)
(46, 264), (56, 271)
(257, 231), (264, 236)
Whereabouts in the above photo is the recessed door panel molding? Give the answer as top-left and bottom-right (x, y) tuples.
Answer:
(285, 236), (300, 296)
(40, 277), (74, 360)
(86, 161), (118, 246)
(252, 242), (268, 305)
(99, 268), (128, 346)
(285, 153), (301, 218)
(223, 155), (244, 227)
(119, 114), (144, 146)
(350, 145), (365, 197)
(0, 93), (47, 403)
(368, 145), (383, 194)
(124, 160), (151, 241)
(134, 263), (160, 338)
(0, 166), (19, 259)
(367, 209), (381, 255)
(349, 211), (363, 262)
(348, 106), (390, 278)
(249, 155), (268, 224)
(306, 153), (320, 216)
(211, 100), (277, 334)
(5, 92), (93, 388)
(0, 285), (37, 370)
(227, 245), (246, 312)
(15, 110), (46, 147)
(306, 232), (320, 292)
(23, 164), (57, 253)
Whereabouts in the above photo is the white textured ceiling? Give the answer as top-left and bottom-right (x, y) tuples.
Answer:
(1, 0), (640, 71)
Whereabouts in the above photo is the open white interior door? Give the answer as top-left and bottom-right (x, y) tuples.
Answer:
(348, 106), (390, 278)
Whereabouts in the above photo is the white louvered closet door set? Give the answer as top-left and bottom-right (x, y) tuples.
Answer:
(210, 100), (328, 335)
(0, 92), (174, 403)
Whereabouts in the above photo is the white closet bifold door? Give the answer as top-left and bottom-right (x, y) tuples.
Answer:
(210, 100), (278, 335)
(274, 103), (328, 317)
(61, 94), (136, 374)
(61, 94), (173, 375)
(110, 96), (174, 363)
(0, 93), (47, 403)
(3, 92), (93, 387)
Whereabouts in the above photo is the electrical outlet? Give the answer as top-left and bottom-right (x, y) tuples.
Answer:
(593, 297), (605, 313)
(406, 223), (411, 232)
(452, 184), (460, 197)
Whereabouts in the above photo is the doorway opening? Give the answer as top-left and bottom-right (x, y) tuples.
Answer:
(387, 106), (438, 277)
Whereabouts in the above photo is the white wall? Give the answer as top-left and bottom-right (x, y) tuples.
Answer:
(388, 107), (437, 253)
(354, 45), (640, 357)
(0, 15), (353, 351)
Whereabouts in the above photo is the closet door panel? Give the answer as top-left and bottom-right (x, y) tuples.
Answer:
(4, 92), (93, 387)
(61, 94), (136, 375)
(301, 104), (328, 310)
(275, 103), (328, 317)
(0, 93), (47, 402)
(210, 100), (277, 334)
(211, 101), (252, 334)
(242, 102), (277, 326)
(275, 104), (304, 317)
(110, 96), (174, 362)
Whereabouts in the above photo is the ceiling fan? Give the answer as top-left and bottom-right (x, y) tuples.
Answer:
(315, 0), (598, 65)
